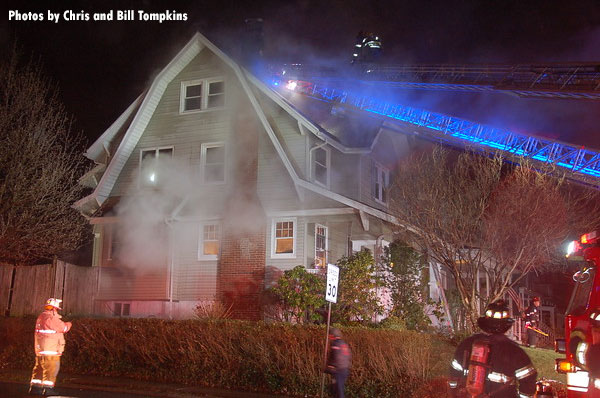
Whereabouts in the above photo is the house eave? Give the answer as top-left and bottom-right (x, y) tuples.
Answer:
(84, 94), (146, 162)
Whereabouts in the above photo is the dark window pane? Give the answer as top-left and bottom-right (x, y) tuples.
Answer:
(113, 303), (122, 316)
(185, 97), (201, 111)
(315, 164), (327, 184)
(142, 150), (156, 162)
(186, 84), (202, 97)
(158, 148), (173, 158)
(122, 303), (130, 316)
(315, 148), (327, 165)
(206, 146), (224, 163)
(209, 81), (224, 94)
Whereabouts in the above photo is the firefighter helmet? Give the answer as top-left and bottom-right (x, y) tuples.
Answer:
(330, 328), (343, 338)
(45, 298), (62, 310)
(477, 300), (514, 334)
(532, 296), (540, 303)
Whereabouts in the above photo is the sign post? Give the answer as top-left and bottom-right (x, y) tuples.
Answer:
(320, 264), (339, 398)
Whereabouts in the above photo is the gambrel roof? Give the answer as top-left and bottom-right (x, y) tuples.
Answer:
(75, 32), (398, 225)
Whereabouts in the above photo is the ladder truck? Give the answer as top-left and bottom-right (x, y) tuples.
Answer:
(558, 231), (600, 397)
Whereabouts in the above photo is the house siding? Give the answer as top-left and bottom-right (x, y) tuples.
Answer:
(257, 127), (301, 211)
(172, 222), (218, 301)
(254, 89), (306, 177)
(86, 36), (402, 320)
(111, 49), (239, 198)
(360, 130), (410, 210)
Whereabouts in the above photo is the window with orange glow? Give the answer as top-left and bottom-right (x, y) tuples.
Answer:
(272, 218), (296, 257)
(198, 222), (220, 260)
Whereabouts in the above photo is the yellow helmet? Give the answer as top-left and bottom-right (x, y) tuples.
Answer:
(46, 298), (62, 309)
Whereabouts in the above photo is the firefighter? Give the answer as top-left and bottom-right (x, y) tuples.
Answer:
(523, 297), (541, 348)
(324, 328), (352, 398)
(29, 298), (72, 396)
(448, 300), (537, 398)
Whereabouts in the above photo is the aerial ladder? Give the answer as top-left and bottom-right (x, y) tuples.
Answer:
(277, 62), (600, 100)
(267, 62), (600, 189)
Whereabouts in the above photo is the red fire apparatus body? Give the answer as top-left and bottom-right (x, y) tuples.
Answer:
(557, 231), (600, 397)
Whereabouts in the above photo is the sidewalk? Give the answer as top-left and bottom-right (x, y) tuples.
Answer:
(0, 370), (295, 398)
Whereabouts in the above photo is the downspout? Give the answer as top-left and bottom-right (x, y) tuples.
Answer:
(165, 196), (188, 320)
(166, 219), (175, 320)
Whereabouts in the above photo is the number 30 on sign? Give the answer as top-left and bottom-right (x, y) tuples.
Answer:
(326, 264), (339, 303)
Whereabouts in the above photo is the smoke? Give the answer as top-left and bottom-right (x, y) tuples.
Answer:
(113, 155), (197, 270)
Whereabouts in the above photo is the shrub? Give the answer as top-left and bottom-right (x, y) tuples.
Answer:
(269, 265), (325, 323)
(336, 250), (384, 323)
(193, 299), (233, 320)
(0, 317), (454, 397)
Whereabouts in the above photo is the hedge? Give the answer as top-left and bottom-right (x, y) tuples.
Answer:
(0, 317), (454, 397)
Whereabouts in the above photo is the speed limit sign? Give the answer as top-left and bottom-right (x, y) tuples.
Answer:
(325, 264), (339, 303)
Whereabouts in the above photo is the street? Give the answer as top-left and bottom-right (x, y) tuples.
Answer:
(1, 381), (165, 398)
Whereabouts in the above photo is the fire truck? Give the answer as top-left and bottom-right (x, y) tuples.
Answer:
(556, 231), (600, 397)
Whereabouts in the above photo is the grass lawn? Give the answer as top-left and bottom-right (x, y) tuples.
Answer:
(524, 346), (566, 384)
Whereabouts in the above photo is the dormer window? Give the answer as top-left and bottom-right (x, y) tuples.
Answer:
(311, 146), (330, 187)
(372, 161), (390, 204)
(180, 79), (225, 113)
(140, 147), (173, 186)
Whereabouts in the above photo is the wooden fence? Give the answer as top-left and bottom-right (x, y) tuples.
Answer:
(0, 260), (99, 316)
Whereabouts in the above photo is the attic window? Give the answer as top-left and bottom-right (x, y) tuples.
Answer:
(180, 79), (225, 113)
(182, 82), (202, 111)
(207, 81), (225, 108)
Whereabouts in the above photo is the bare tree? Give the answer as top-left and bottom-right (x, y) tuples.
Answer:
(0, 48), (89, 264)
(390, 146), (600, 330)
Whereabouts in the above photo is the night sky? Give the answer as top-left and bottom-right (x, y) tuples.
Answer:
(2, 0), (600, 148)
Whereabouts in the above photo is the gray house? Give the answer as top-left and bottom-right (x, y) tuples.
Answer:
(75, 32), (420, 320)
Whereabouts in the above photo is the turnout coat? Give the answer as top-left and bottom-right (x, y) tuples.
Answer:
(34, 309), (72, 356)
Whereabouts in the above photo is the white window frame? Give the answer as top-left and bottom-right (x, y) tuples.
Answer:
(311, 146), (330, 188)
(271, 217), (297, 259)
(201, 142), (226, 184)
(198, 221), (220, 260)
(373, 161), (390, 204)
(180, 78), (225, 114)
(138, 146), (174, 187)
(315, 224), (328, 268)
(205, 78), (225, 109)
(113, 302), (131, 317)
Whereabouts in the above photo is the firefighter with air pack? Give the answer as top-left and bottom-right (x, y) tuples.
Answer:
(29, 298), (72, 396)
(448, 300), (537, 398)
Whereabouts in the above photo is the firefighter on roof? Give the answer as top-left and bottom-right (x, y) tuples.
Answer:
(523, 296), (541, 348)
(29, 298), (72, 396)
(448, 300), (537, 398)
